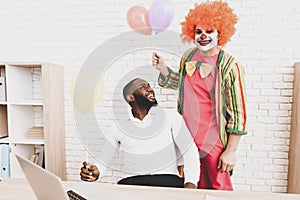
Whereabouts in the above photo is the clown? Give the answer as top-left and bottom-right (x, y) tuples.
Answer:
(152, 1), (247, 190)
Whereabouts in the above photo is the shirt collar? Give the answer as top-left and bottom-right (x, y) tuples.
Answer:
(127, 106), (158, 125)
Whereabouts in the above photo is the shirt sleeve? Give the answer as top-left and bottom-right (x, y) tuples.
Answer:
(225, 62), (247, 135)
(94, 126), (119, 179)
(158, 48), (196, 90)
(158, 67), (180, 90)
(175, 145), (184, 166)
(171, 111), (200, 185)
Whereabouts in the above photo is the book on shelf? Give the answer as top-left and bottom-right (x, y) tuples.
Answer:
(0, 106), (8, 139)
(26, 126), (44, 139)
(0, 68), (5, 77)
(37, 145), (44, 167)
(31, 145), (44, 168)
(0, 77), (6, 102)
(0, 143), (10, 179)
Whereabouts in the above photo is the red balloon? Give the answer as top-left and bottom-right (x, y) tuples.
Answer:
(127, 6), (152, 35)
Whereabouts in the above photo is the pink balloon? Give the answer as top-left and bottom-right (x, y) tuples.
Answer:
(148, 0), (174, 34)
(127, 6), (152, 35)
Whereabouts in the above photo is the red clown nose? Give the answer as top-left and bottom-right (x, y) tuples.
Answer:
(200, 34), (207, 39)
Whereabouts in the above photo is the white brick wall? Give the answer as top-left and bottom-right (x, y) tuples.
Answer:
(1, 0), (300, 193)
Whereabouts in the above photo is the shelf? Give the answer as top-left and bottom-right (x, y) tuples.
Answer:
(0, 102), (7, 105)
(9, 100), (43, 106)
(10, 139), (44, 145)
(6, 63), (42, 68)
(0, 136), (9, 143)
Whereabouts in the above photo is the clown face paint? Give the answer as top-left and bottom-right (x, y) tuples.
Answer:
(194, 26), (218, 52)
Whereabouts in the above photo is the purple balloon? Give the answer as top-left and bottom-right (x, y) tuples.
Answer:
(148, 0), (174, 34)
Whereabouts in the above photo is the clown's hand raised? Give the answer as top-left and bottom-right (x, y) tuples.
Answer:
(152, 52), (169, 77)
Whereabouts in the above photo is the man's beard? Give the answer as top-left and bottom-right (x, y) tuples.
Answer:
(133, 93), (158, 109)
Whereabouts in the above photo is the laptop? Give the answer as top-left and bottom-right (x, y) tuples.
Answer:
(16, 154), (87, 200)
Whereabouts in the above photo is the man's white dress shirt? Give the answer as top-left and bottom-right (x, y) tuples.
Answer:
(96, 106), (200, 185)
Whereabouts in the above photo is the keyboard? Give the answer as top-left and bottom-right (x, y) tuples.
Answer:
(67, 190), (87, 200)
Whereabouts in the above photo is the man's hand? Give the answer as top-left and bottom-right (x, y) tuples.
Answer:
(184, 182), (197, 189)
(80, 161), (100, 182)
(217, 133), (241, 173)
(152, 52), (169, 77)
(217, 149), (236, 173)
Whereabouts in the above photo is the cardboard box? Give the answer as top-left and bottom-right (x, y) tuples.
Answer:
(0, 77), (6, 102)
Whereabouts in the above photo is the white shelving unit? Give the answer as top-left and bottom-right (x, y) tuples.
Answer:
(0, 63), (66, 180)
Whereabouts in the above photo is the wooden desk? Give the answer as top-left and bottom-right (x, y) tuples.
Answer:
(1, 178), (300, 200)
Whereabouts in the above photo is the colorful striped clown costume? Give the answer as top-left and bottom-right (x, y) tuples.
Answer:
(152, 1), (247, 190)
(158, 47), (247, 146)
(158, 46), (247, 190)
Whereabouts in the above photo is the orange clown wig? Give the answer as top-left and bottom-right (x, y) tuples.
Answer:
(181, 0), (238, 47)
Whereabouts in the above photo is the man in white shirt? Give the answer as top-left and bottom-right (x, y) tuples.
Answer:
(80, 78), (200, 188)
